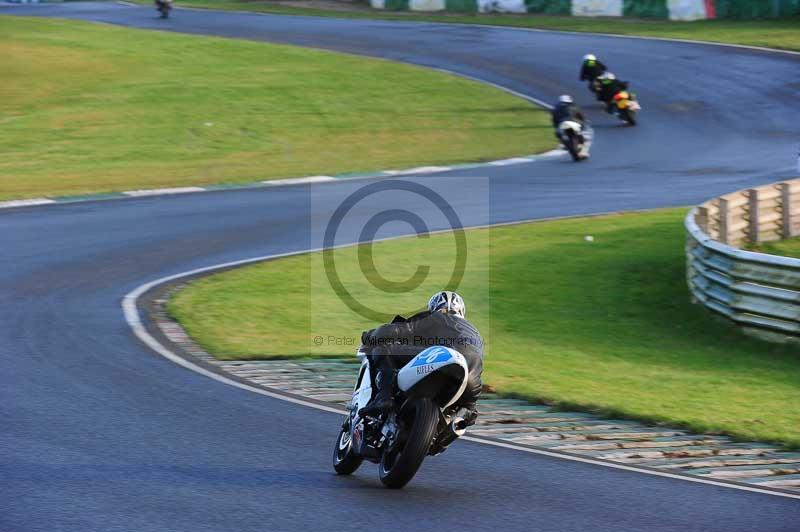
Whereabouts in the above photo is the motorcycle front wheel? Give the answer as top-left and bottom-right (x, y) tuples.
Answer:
(565, 132), (581, 162)
(621, 108), (637, 126)
(378, 397), (439, 489)
(332, 416), (363, 475)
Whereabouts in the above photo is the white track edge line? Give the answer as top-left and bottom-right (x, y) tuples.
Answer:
(460, 435), (800, 499)
(0, 198), (56, 209)
(121, 213), (800, 501)
(124, 187), (207, 197)
(263, 176), (336, 185)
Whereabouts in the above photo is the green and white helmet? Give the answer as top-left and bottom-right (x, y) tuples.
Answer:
(428, 291), (466, 318)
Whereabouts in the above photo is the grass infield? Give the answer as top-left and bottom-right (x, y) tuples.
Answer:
(749, 237), (800, 259)
(0, 17), (551, 200)
(169, 208), (800, 447)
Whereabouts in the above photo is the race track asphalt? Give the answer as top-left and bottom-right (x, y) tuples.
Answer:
(1, 3), (799, 531)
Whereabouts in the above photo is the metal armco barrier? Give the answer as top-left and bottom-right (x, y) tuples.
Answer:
(686, 178), (800, 343)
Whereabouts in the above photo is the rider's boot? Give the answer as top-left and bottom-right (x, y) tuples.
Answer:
(358, 370), (396, 417)
(456, 404), (479, 428)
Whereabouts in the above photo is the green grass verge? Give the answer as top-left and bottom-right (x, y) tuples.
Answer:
(168, 208), (800, 447)
(748, 236), (800, 259)
(0, 17), (550, 200)
(139, 0), (800, 52)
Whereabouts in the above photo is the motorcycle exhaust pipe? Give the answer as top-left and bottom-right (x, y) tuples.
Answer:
(451, 417), (468, 437)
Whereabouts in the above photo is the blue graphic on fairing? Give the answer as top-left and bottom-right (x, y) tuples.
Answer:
(410, 347), (452, 367)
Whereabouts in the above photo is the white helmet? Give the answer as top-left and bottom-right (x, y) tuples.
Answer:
(428, 291), (466, 319)
(558, 94), (574, 104)
(583, 54), (597, 62)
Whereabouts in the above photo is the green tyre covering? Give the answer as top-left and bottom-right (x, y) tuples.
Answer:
(445, 0), (479, 10)
(384, 0), (410, 10)
(624, 0), (669, 18)
(525, 0), (572, 14)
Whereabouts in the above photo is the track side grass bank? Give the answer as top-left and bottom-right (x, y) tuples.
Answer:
(147, 0), (800, 53)
(0, 17), (550, 200)
(169, 209), (800, 446)
(749, 237), (800, 259)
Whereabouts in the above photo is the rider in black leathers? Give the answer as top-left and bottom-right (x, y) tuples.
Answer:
(579, 54), (607, 87)
(358, 291), (483, 425)
(155, 0), (172, 18)
(551, 95), (586, 139)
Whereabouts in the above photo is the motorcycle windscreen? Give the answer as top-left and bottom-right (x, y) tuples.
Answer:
(397, 346), (469, 409)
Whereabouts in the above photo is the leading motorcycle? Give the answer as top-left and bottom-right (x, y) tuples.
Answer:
(155, 0), (172, 19)
(332, 345), (473, 488)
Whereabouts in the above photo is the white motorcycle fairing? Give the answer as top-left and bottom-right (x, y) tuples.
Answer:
(557, 120), (582, 136)
(397, 346), (469, 409)
(351, 348), (373, 413)
(557, 120), (592, 158)
(351, 345), (469, 413)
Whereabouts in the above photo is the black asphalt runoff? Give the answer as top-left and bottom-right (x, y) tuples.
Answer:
(1, 3), (799, 531)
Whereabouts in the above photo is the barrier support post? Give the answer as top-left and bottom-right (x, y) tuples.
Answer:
(780, 182), (794, 239)
(748, 189), (760, 244)
(719, 198), (730, 245)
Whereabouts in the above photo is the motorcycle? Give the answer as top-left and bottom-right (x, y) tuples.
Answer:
(155, 0), (172, 19)
(611, 90), (641, 126)
(332, 345), (473, 488)
(556, 120), (592, 162)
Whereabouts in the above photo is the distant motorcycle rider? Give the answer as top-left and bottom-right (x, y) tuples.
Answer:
(551, 94), (586, 134)
(358, 291), (483, 425)
(579, 54), (607, 88)
(596, 72), (629, 113)
(155, 0), (172, 18)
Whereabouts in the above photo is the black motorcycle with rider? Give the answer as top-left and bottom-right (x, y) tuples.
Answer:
(155, 0), (172, 18)
(579, 53), (608, 98)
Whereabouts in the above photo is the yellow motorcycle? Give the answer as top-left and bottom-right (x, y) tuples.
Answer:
(612, 91), (641, 126)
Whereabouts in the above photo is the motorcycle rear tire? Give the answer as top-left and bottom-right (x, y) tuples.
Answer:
(378, 397), (438, 489)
